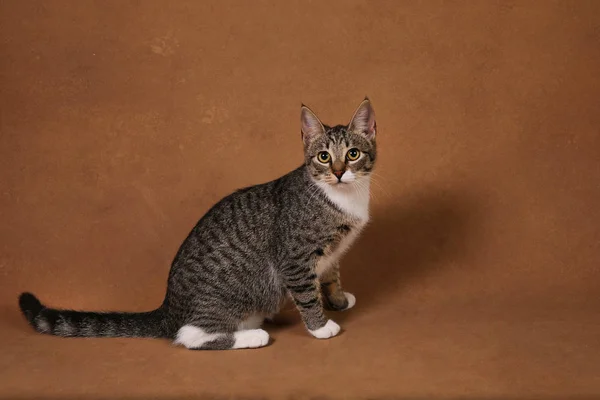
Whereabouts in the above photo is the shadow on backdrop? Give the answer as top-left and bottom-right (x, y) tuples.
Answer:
(339, 186), (479, 318)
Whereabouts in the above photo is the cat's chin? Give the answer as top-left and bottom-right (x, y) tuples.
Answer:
(321, 180), (349, 187)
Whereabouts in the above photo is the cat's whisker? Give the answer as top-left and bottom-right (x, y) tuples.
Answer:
(369, 171), (399, 189)
(304, 182), (323, 211)
(356, 179), (374, 204)
(367, 173), (392, 197)
(368, 177), (391, 198)
(304, 183), (317, 206)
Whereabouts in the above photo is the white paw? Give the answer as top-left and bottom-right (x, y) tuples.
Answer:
(344, 292), (356, 310)
(232, 329), (270, 349)
(309, 320), (341, 339)
(174, 325), (221, 349)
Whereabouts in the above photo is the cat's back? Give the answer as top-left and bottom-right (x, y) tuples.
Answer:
(185, 167), (304, 245)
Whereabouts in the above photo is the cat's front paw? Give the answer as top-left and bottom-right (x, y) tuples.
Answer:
(309, 320), (341, 339)
(343, 292), (356, 310)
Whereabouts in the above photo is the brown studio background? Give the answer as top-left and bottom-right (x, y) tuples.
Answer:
(1, 1), (599, 399)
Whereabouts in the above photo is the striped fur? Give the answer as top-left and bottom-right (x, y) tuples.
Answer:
(18, 98), (377, 350)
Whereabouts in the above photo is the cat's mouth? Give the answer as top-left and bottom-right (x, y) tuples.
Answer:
(329, 179), (355, 187)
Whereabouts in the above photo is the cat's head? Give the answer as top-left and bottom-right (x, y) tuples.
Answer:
(301, 98), (377, 188)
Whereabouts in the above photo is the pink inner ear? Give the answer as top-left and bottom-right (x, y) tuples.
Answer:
(350, 102), (376, 139)
(301, 107), (324, 143)
(367, 119), (376, 139)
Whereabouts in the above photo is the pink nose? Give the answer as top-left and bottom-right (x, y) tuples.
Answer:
(333, 170), (344, 179)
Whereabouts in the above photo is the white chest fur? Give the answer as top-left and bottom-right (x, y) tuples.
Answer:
(316, 176), (370, 221)
(314, 178), (370, 277)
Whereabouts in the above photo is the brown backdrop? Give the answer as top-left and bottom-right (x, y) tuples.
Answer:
(1, 1), (599, 399)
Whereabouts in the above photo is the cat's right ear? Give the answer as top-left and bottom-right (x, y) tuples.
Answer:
(301, 105), (325, 146)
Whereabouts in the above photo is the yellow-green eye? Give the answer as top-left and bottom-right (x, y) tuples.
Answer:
(317, 152), (331, 163)
(346, 148), (361, 161)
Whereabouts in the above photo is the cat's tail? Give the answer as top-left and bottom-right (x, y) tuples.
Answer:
(18, 292), (167, 338)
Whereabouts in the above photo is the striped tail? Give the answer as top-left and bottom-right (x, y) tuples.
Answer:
(18, 292), (167, 338)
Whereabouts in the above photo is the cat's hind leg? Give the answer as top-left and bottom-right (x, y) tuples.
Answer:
(173, 316), (270, 350)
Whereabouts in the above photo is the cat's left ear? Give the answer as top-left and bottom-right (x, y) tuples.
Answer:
(348, 97), (376, 140)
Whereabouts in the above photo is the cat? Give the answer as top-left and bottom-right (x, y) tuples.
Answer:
(18, 97), (377, 350)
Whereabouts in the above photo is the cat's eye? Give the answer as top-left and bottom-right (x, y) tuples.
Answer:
(346, 148), (361, 161)
(317, 152), (331, 163)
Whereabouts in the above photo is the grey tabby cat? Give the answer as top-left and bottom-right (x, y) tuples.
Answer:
(18, 98), (377, 350)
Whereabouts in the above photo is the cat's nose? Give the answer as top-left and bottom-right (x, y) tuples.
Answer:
(333, 170), (345, 180)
